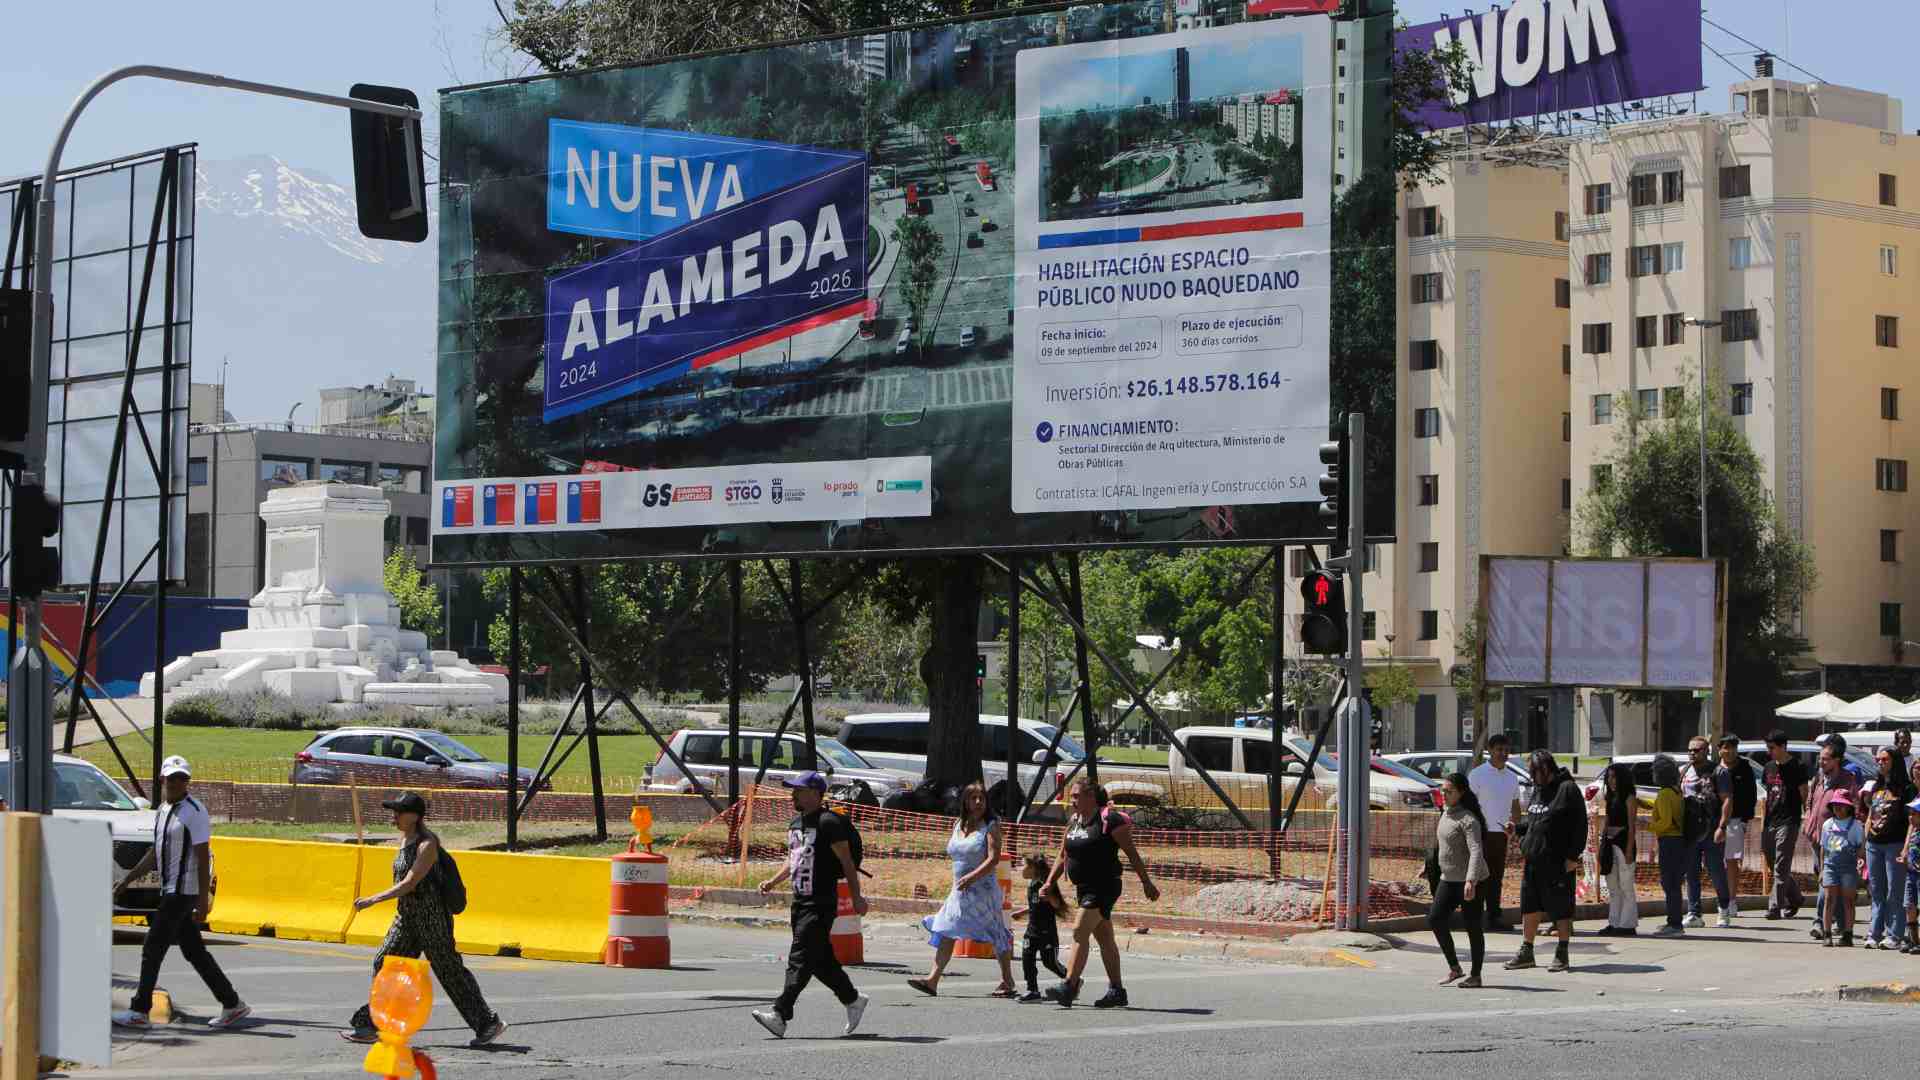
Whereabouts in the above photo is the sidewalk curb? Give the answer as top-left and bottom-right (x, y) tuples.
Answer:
(1799, 982), (1920, 1005)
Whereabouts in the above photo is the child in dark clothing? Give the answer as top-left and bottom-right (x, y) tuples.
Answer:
(1012, 852), (1069, 1001)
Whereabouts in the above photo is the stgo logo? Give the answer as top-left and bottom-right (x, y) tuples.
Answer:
(724, 482), (763, 504)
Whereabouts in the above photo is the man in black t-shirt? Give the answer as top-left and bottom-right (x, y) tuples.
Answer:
(752, 772), (869, 1040)
(1761, 730), (1811, 919)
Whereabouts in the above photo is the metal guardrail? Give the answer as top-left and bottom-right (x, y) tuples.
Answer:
(190, 421), (430, 444)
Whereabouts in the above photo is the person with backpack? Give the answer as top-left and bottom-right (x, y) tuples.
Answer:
(112, 756), (251, 1030)
(1718, 735), (1757, 923)
(1680, 736), (1734, 928)
(343, 792), (504, 1047)
(1504, 750), (1586, 972)
(1042, 778), (1158, 1008)
(752, 772), (870, 1039)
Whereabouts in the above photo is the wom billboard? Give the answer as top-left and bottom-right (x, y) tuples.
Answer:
(1398, 0), (1703, 130)
(435, 4), (1390, 566)
(1480, 556), (1725, 692)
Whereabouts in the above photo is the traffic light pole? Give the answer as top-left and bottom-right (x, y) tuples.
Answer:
(1340, 413), (1368, 930)
(11, 66), (420, 812)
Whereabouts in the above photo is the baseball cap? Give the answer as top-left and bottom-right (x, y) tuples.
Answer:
(1826, 789), (1855, 809)
(381, 792), (429, 815)
(160, 755), (192, 779)
(782, 771), (828, 792)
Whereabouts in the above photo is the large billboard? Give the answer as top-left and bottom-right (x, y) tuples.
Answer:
(434, 4), (1384, 566)
(1398, 0), (1704, 130)
(1481, 556), (1723, 692)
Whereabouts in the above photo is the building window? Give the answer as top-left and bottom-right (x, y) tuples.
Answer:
(1563, 412), (1572, 441)
(1629, 244), (1661, 278)
(1663, 313), (1685, 346)
(1585, 252), (1612, 285)
(1591, 393), (1613, 424)
(1661, 169), (1685, 203)
(1629, 173), (1658, 208)
(1410, 339), (1440, 371)
(1419, 610), (1439, 641)
(1289, 548), (1310, 577)
(406, 516), (429, 546)
(1882, 603), (1903, 638)
(1408, 206), (1442, 237)
(1883, 530), (1900, 563)
(1881, 173), (1898, 207)
(1883, 245), (1899, 277)
(379, 464), (426, 494)
(1555, 278), (1570, 308)
(261, 456), (311, 487)
(1561, 478), (1572, 510)
(1415, 407), (1440, 438)
(1731, 382), (1754, 416)
(1418, 474), (1439, 506)
(1584, 183), (1612, 215)
(1720, 164), (1752, 198)
(1877, 458), (1909, 492)
(1634, 315), (1658, 348)
(319, 459), (370, 484)
(1730, 236), (1754, 269)
(1592, 464), (1614, 490)
(1582, 322), (1613, 354)
(1663, 386), (1685, 417)
(1885, 387), (1901, 421)
(1419, 542), (1440, 573)
(1554, 211), (1569, 241)
(1878, 315), (1900, 348)
(1661, 241), (1685, 273)
(1637, 388), (1660, 418)
(1562, 344), (1572, 374)
(187, 457), (209, 487)
(1411, 272), (1444, 303)
(1722, 309), (1760, 342)
(1362, 611), (1377, 641)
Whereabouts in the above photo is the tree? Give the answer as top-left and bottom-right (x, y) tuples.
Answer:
(1135, 549), (1275, 720)
(995, 553), (1143, 737)
(1365, 662), (1419, 744)
(1281, 661), (1338, 725)
(892, 213), (943, 342)
(1390, 19), (1472, 188)
(384, 549), (442, 643)
(1577, 385), (1818, 724)
(822, 594), (928, 703)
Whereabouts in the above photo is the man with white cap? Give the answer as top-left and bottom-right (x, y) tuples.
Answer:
(112, 755), (249, 1029)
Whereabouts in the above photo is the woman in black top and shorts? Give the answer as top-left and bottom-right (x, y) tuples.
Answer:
(1041, 779), (1158, 1008)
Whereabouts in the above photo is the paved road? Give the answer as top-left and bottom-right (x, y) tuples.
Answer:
(90, 912), (1920, 1080)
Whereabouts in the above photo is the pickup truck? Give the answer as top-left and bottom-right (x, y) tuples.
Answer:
(838, 712), (1164, 809)
(1166, 726), (1440, 812)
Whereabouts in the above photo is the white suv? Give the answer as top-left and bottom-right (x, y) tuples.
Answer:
(839, 712), (1161, 809)
(648, 729), (915, 805)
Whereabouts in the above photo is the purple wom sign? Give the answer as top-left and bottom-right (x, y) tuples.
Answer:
(1398, 0), (1704, 131)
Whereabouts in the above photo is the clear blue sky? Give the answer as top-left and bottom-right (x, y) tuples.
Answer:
(2, 1), (513, 185)
(1393, 0), (1920, 122)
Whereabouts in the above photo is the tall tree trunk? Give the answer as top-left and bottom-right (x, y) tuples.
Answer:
(921, 557), (984, 792)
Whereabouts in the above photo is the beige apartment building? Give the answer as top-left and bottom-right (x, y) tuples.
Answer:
(1282, 157), (1570, 753)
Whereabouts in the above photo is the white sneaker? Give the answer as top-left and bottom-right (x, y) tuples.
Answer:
(844, 994), (870, 1036)
(111, 1009), (151, 1029)
(1716, 914), (1733, 929)
(1683, 913), (1705, 928)
(208, 1003), (251, 1029)
(751, 1009), (787, 1039)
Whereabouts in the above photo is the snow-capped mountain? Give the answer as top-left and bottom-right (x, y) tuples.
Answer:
(191, 155), (436, 421)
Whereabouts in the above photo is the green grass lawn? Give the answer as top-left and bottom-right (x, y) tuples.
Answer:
(1092, 744), (1167, 766)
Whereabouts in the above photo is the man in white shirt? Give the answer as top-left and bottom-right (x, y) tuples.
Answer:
(112, 756), (250, 1029)
(1468, 734), (1526, 931)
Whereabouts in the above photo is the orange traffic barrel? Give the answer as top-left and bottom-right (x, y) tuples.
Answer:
(956, 853), (1014, 960)
(606, 850), (670, 968)
(830, 880), (864, 965)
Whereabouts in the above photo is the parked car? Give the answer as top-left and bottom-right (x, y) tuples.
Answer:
(839, 712), (1163, 809)
(1167, 727), (1439, 811)
(0, 750), (160, 916)
(1388, 751), (1534, 807)
(1588, 741), (1874, 808)
(895, 329), (912, 354)
(648, 728), (914, 805)
(291, 727), (541, 792)
(958, 325), (977, 346)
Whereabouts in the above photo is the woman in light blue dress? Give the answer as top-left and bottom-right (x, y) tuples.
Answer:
(908, 782), (1016, 997)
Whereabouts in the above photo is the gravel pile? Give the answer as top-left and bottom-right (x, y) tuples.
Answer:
(1188, 879), (1326, 923)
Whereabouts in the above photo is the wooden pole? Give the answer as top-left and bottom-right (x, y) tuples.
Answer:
(3, 813), (43, 1080)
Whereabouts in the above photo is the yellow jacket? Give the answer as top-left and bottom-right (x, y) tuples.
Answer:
(1651, 788), (1684, 837)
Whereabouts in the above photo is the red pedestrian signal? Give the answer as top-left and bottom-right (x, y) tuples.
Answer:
(1299, 569), (1346, 655)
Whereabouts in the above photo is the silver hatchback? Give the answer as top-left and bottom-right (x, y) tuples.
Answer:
(292, 727), (541, 791)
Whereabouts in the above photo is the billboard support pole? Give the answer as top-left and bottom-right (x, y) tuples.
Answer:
(1473, 555), (1492, 768)
(727, 560), (743, 807)
(1269, 544), (1284, 877)
(1341, 411), (1367, 930)
(1066, 553), (1099, 791)
(1005, 554), (1022, 823)
(789, 561), (818, 767)
(155, 144), (178, 796)
(507, 566), (521, 852)
(574, 567), (607, 840)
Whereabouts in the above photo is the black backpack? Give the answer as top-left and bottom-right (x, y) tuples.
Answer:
(408, 834), (468, 915)
(825, 808), (866, 877)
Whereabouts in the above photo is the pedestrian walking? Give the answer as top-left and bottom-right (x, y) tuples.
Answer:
(1803, 739), (1862, 940)
(1504, 750), (1585, 973)
(910, 781), (1017, 997)
(1680, 737), (1733, 928)
(1011, 853), (1070, 1001)
(1595, 762), (1639, 936)
(753, 772), (870, 1038)
(1042, 779), (1159, 1008)
(1901, 756), (1920, 954)
(1761, 730), (1810, 920)
(1819, 790), (1866, 947)
(342, 793), (504, 1047)
(1468, 734), (1525, 931)
(1862, 748), (1912, 948)
(1430, 774), (1489, 988)
(112, 756), (250, 1030)
(1651, 755), (1688, 937)
(1718, 734), (1755, 921)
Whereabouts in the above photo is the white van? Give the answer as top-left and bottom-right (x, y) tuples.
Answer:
(840, 712), (1164, 808)
(1169, 726), (1440, 812)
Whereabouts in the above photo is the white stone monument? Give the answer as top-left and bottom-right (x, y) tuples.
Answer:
(141, 483), (508, 707)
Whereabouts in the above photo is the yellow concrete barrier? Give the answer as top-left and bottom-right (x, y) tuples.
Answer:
(446, 849), (610, 963)
(344, 844), (400, 948)
(207, 837), (361, 942)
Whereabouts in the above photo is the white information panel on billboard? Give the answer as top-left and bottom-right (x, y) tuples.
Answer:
(1483, 556), (1721, 691)
(1010, 15), (1332, 514)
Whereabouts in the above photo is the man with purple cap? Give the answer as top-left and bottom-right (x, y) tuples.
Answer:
(752, 771), (870, 1039)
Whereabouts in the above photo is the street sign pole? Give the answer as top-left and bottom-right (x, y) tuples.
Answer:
(1343, 412), (1368, 929)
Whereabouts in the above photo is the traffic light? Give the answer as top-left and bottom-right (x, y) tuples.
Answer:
(1299, 568), (1347, 655)
(975, 653), (987, 687)
(9, 482), (60, 598)
(1, 288), (30, 469)
(348, 84), (428, 243)
(1317, 428), (1349, 555)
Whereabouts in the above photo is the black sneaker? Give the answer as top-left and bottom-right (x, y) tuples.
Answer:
(1764, 909), (1781, 921)
(1839, 932), (1855, 948)
(1018, 990), (1045, 1003)
(470, 1018), (507, 1048)
(1092, 988), (1129, 1009)
(340, 1029), (378, 1045)
(1044, 980), (1080, 1008)
(1503, 946), (1536, 971)
(1548, 948), (1571, 973)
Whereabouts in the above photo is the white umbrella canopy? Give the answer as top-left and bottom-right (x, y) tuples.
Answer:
(1887, 697), (1920, 722)
(1775, 691), (1846, 721)
(1828, 692), (1907, 725)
